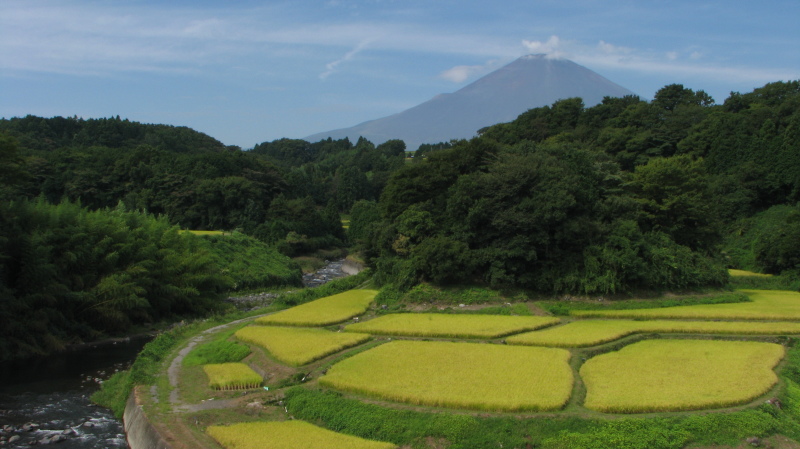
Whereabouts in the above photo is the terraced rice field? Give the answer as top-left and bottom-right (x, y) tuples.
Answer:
(507, 319), (800, 347)
(573, 290), (800, 320)
(235, 325), (371, 366)
(581, 339), (785, 413)
(207, 421), (397, 449)
(345, 313), (560, 338)
(255, 289), (378, 326)
(202, 363), (262, 390)
(320, 340), (573, 411)
(729, 269), (773, 277)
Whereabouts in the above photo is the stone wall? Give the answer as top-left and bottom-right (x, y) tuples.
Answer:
(123, 388), (171, 449)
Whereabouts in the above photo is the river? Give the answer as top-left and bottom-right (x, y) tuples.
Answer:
(0, 337), (152, 448)
(0, 259), (352, 448)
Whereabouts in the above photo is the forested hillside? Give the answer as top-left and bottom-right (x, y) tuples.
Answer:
(1, 81), (798, 359)
(354, 82), (800, 294)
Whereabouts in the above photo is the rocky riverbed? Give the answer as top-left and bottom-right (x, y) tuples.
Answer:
(224, 258), (355, 309)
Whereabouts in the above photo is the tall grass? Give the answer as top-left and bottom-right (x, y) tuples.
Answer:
(320, 340), (573, 412)
(581, 339), (785, 413)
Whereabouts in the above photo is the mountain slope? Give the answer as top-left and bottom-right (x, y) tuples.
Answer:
(305, 54), (635, 150)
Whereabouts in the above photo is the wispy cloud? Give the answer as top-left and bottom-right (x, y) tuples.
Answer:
(319, 39), (373, 79)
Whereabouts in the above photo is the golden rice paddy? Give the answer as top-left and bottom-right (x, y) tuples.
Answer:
(581, 339), (785, 413)
(255, 289), (378, 326)
(202, 363), (262, 390)
(320, 340), (573, 412)
(235, 325), (371, 366)
(572, 290), (800, 320)
(345, 313), (560, 338)
(507, 319), (800, 347)
(207, 421), (397, 449)
(729, 268), (773, 277)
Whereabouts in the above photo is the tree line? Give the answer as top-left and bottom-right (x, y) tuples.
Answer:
(351, 82), (800, 294)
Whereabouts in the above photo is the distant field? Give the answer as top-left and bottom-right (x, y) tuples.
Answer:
(202, 363), (262, 390)
(729, 269), (773, 277)
(320, 340), (573, 412)
(581, 339), (784, 413)
(181, 230), (227, 236)
(507, 319), (800, 347)
(235, 325), (370, 366)
(256, 289), (378, 326)
(345, 313), (560, 338)
(207, 421), (397, 449)
(573, 289), (800, 320)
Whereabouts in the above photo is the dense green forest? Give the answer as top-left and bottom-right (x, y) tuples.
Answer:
(353, 82), (800, 294)
(1, 80), (799, 360)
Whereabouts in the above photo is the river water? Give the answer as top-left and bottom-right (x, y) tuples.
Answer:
(0, 260), (351, 448)
(0, 337), (152, 448)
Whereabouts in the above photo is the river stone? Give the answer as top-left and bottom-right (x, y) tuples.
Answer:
(9, 435), (21, 443)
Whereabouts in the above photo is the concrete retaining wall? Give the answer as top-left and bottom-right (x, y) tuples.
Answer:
(123, 388), (171, 449)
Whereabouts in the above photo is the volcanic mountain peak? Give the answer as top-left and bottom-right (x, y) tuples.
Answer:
(305, 55), (635, 150)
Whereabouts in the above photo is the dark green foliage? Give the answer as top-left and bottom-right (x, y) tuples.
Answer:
(347, 200), (381, 250)
(367, 80), (800, 295)
(252, 135), (405, 212)
(196, 232), (302, 290)
(0, 199), (231, 361)
(725, 204), (800, 275)
(0, 115), (227, 154)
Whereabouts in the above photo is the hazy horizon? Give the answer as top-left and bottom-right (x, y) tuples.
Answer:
(2, 0), (799, 148)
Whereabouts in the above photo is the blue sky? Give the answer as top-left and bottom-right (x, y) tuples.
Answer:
(2, 0), (799, 149)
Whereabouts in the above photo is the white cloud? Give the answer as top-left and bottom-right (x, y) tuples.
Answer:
(438, 64), (482, 83)
(522, 35), (567, 58)
(519, 35), (799, 86)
